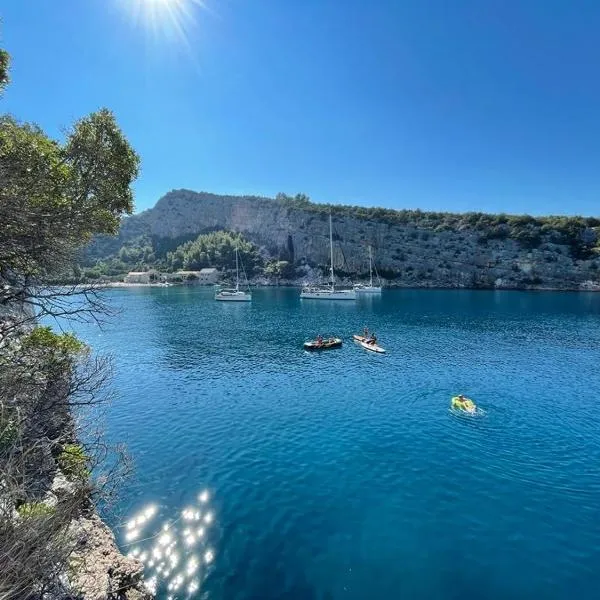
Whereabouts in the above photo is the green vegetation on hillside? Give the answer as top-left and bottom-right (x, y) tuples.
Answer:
(81, 230), (265, 279)
(277, 194), (600, 258)
(82, 234), (155, 279)
(166, 230), (262, 273)
(264, 260), (295, 281)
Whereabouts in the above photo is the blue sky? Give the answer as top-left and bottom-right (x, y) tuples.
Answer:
(2, 0), (600, 216)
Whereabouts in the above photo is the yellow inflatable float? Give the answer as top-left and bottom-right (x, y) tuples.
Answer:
(451, 395), (476, 413)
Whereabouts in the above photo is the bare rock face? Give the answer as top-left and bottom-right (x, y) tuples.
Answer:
(109, 189), (600, 290)
(68, 513), (151, 600)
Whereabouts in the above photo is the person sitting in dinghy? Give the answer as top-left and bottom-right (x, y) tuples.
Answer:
(316, 335), (324, 347)
(368, 333), (377, 345)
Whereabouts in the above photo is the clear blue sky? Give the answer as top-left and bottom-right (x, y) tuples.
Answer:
(2, 0), (600, 215)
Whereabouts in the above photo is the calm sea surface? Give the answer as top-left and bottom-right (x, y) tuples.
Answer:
(71, 288), (600, 600)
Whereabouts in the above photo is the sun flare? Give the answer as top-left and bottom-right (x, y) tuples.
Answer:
(121, 0), (207, 48)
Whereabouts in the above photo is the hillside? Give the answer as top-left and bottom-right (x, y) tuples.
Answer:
(84, 190), (600, 290)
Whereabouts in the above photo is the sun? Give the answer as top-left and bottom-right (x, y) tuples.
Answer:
(121, 0), (207, 48)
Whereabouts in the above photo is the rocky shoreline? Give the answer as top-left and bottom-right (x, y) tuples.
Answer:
(68, 513), (149, 600)
(0, 304), (152, 600)
(98, 278), (600, 292)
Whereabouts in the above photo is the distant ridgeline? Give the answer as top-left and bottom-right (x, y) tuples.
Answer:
(82, 189), (600, 290)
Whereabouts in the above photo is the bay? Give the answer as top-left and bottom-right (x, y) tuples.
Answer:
(72, 288), (600, 600)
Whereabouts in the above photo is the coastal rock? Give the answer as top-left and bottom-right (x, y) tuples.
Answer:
(68, 513), (151, 600)
(0, 298), (153, 600)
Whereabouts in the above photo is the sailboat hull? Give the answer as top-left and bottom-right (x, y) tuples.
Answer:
(215, 290), (251, 301)
(215, 246), (251, 302)
(300, 289), (356, 300)
(299, 212), (356, 301)
(354, 285), (382, 294)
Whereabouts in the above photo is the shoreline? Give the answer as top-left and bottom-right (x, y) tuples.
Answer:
(90, 281), (600, 293)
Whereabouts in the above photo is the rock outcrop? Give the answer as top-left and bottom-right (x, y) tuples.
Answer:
(0, 300), (151, 600)
(68, 514), (149, 600)
(90, 189), (600, 290)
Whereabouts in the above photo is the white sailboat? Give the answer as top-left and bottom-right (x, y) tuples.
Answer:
(215, 247), (252, 302)
(300, 214), (356, 300)
(354, 245), (382, 294)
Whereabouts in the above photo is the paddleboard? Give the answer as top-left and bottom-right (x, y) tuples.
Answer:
(358, 339), (386, 353)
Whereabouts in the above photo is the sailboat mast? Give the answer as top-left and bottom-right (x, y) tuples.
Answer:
(329, 213), (335, 289)
(369, 245), (373, 287)
(235, 247), (239, 292)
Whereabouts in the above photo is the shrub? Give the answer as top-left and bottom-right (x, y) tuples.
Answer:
(22, 327), (86, 356)
(512, 228), (542, 249)
(17, 502), (55, 519)
(58, 444), (90, 480)
(0, 406), (19, 451)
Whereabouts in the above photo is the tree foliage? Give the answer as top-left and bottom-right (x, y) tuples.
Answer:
(276, 192), (311, 208)
(23, 326), (86, 355)
(264, 260), (295, 280)
(58, 444), (91, 481)
(0, 48), (9, 94)
(166, 230), (262, 273)
(0, 43), (139, 598)
(0, 109), (139, 287)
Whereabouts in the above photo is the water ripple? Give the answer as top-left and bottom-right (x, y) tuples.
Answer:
(72, 288), (600, 600)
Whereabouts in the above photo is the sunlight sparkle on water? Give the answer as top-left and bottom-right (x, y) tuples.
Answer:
(123, 490), (216, 598)
(186, 556), (199, 575)
(144, 576), (158, 595)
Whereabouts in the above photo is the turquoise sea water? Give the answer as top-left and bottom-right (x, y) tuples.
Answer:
(73, 288), (600, 599)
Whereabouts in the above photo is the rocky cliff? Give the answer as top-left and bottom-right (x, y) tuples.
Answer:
(91, 189), (600, 290)
(0, 303), (151, 600)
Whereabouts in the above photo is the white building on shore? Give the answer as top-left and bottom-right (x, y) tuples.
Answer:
(163, 269), (220, 284)
(124, 269), (220, 285)
(124, 271), (157, 284)
(198, 268), (219, 284)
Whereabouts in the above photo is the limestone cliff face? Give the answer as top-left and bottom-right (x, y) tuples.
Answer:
(117, 189), (600, 290)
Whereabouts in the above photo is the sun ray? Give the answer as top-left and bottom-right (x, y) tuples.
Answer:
(119, 0), (208, 50)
